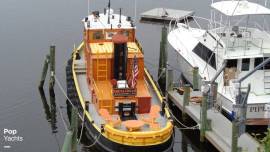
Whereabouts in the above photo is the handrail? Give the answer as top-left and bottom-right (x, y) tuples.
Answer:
(168, 15), (226, 32)
(91, 77), (101, 98)
(135, 38), (144, 54)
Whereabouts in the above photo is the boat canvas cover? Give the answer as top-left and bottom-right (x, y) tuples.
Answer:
(211, 0), (270, 16)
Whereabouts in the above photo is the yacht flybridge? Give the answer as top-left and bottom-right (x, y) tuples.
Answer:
(168, 0), (270, 125)
(66, 1), (173, 152)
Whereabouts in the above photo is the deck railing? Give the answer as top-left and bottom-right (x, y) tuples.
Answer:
(135, 38), (144, 54)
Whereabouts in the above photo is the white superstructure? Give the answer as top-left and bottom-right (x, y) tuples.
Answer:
(168, 0), (270, 124)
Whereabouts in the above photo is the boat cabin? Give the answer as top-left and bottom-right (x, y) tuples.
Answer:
(82, 10), (152, 119)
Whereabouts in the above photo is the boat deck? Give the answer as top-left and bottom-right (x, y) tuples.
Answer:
(74, 47), (168, 131)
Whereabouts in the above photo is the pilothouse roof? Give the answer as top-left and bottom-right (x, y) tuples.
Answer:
(82, 9), (134, 30)
(211, 0), (270, 16)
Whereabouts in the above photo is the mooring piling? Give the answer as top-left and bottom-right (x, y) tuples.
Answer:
(231, 121), (241, 152)
(39, 55), (50, 89)
(38, 88), (51, 122)
(192, 67), (199, 91)
(61, 131), (73, 152)
(200, 85), (212, 142)
(60, 106), (78, 152)
(209, 82), (218, 109)
(39, 45), (56, 91)
(71, 107), (78, 152)
(166, 69), (174, 92)
(49, 89), (57, 133)
(182, 84), (190, 120)
(158, 26), (168, 93)
(49, 45), (56, 90)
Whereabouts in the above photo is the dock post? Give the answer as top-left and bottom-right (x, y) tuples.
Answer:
(71, 107), (78, 152)
(166, 69), (174, 92)
(182, 84), (190, 120)
(158, 26), (168, 93)
(231, 121), (240, 152)
(192, 67), (199, 91)
(49, 45), (56, 90)
(209, 82), (218, 109)
(61, 131), (73, 152)
(39, 55), (50, 89)
(200, 87), (208, 142)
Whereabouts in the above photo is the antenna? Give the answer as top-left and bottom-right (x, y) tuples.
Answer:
(134, 0), (137, 23)
(119, 8), (122, 23)
(107, 0), (111, 24)
(88, 0), (90, 15)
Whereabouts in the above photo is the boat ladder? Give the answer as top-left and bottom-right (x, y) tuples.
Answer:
(96, 51), (108, 81)
(264, 69), (270, 93)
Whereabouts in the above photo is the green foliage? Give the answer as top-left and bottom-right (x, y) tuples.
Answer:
(256, 129), (270, 152)
(261, 128), (270, 152)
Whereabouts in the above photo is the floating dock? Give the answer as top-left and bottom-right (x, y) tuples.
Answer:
(168, 90), (260, 152)
(140, 8), (194, 23)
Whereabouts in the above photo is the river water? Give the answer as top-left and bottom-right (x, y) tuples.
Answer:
(0, 0), (221, 151)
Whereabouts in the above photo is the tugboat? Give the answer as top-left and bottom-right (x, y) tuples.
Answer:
(66, 1), (174, 152)
(168, 0), (270, 125)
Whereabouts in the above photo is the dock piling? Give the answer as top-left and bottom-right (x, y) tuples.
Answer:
(231, 121), (240, 152)
(158, 26), (168, 93)
(200, 86), (211, 142)
(71, 107), (78, 152)
(61, 131), (73, 152)
(39, 55), (50, 89)
(209, 82), (218, 109)
(182, 84), (190, 120)
(192, 67), (199, 91)
(166, 69), (174, 92)
(49, 45), (56, 90)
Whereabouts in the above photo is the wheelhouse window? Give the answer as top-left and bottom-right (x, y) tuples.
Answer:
(255, 58), (263, 70)
(241, 58), (250, 71)
(224, 59), (237, 86)
(123, 30), (129, 37)
(106, 32), (116, 39)
(192, 43), (216, 69)
(254, 57), (270, 70)
(226, 59), (237, 68)
(93, 31), (103, 40)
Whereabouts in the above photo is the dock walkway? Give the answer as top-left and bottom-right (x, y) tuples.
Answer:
(168, 90), (260, 152)
(140, 8), (194, 23)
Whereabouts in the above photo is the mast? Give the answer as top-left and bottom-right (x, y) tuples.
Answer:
(107, 0), (111, 24)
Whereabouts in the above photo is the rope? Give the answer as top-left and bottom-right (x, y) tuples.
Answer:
(77, 112), (85, 144)
(83, 132), (102, 148)
(165, 100), (199, 129)
(53, 133), (61, 152)
(54, 76), (83, 120)
(174, 126), (198, 131)
(54, 95), (69, 131)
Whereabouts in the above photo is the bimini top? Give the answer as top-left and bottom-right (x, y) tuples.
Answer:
(211, 0), (270, 16)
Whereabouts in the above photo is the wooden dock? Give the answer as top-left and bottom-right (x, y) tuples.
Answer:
(168, 90), (260, 152)
(140, 8), (194, 23)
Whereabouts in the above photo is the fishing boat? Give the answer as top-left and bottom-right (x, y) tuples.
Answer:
(168, 0), (270, 125)
(65, 1), (174, 151)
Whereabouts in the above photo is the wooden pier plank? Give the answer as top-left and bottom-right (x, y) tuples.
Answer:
(140, 8), (194, 22)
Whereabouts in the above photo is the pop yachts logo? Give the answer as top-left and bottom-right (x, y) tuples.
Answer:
(3, 128), (23, 142)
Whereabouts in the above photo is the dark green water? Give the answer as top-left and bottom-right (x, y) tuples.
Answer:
(0, 0), (220, 151)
